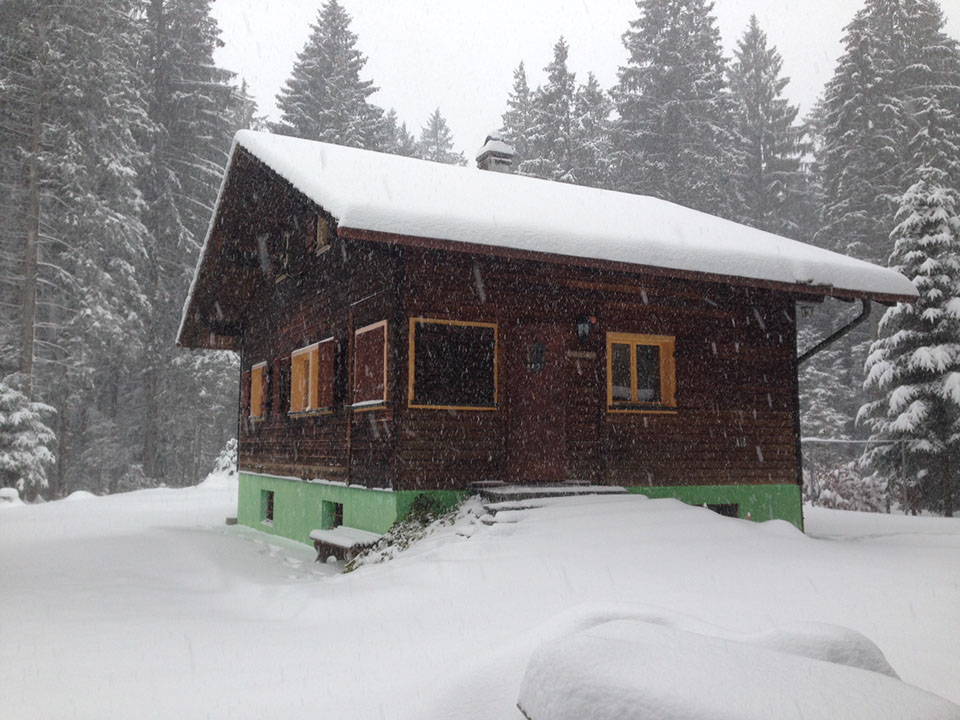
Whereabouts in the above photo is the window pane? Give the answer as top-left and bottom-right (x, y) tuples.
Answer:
(610, 343), (632, 402)
(413, 322), (496, 407)
(636, 344), (661, 402)
(354, 323), (386, 404)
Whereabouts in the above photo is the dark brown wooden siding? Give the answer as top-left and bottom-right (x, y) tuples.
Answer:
(231, 164), (400, 486)
(395, 248), (800, 492)
(229, 164), (800, 492)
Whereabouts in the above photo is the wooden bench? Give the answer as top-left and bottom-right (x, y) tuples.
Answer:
(309, 526), (383, 562)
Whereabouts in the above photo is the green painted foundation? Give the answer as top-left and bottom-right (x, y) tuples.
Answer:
(237, 472), (467, 545)
(238, 473), (803, 545)
(626, 483), (803, 530)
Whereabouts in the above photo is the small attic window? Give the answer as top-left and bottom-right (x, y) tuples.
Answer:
(315, 215), (331, 255)
(275, 231), (292, 282)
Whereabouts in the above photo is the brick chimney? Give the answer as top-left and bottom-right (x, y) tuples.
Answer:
(475, 132), (515, 172)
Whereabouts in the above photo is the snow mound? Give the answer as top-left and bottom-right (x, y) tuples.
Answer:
(195, 470), (239, 491)
(63, 490), (97, 502)
(517, 619), (960, 720)
(0, 487), (24, 508)
(745, 621), (898, 677)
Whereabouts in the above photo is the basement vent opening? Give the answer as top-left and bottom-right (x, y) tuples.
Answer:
(261, 490), (275, 526)
(705, 503), (739, 519)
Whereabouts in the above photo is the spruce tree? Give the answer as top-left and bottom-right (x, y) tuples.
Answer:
(816, 0), (960, 263)
(417, 108), (466, 165)
(860, 170), (960, 516)
(377, 109), (419, 158)
(0, 380), (55, 498)
(274, 0), (381, 148)
(571, 72), (612, 189)
(816, 3), (906, 262)
(611, 0), (742, 218)
(728, 15), (803, 235)
(799, 320), (857, 438)
(137, 0), (239, 485)
(233, 79), (267, 131)
(500, 61), (535, 170)
(0, 0), (153, 497)
(520, 37), (576, 182)
(803, 0), (960, 447)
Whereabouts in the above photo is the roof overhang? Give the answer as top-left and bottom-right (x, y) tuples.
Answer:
(337, 226), (915, 305)
(177, 132), (918, 351)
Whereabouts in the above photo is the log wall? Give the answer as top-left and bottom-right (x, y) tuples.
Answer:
(230, 170), (800, 494)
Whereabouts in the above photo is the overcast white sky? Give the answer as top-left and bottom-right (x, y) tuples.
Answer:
(211, 0), (960, 157)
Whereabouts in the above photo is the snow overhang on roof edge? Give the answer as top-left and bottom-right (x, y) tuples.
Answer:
(177, 131), (918, 349)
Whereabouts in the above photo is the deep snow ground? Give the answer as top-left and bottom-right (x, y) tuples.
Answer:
(1, 475), (958, 719)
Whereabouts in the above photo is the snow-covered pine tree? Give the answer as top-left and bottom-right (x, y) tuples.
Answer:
(611, 0), (742, 219)
(816, 3), (907, 263)
(417, 108), (466, 165)
(137, 0), (239, 486)
(0, 0), (154, 497)
(570, 73), (612, 189)
(520, 37), (576, 182)
(233, 79), (268, 131)
(859, 170), (960, 516)
(798, 319), (859, 438)
(377, 109), (419, 158)
(728, 15), (804, 235)
(809, 459), (888, 513)
(900, 0), (960, 188)
(0, 380), (55, 498)
(274, 0), (381, 149)
(802, 0), (960, 447)
(816, 0), (960, 263)
(500, 61), (535, 171)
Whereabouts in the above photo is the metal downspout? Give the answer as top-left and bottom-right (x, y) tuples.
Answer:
(797, 299), (872, 366)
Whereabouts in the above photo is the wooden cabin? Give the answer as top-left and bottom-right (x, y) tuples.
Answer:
(177, 130), (915, 546)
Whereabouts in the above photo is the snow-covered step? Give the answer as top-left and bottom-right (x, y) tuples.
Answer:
(478, 484), (627, 505)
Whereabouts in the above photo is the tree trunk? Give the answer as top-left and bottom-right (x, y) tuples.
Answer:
(944, 454), (953, 518)
(143, 364), (158, 479)
(55, 386), (69, 499)
(19, 23), (45, 400)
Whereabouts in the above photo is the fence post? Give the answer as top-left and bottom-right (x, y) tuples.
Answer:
(901, 440), (907, 515)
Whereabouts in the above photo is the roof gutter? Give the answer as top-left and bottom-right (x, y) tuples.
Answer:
(797, 299), (871, 366)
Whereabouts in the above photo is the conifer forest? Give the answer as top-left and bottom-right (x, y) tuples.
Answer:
(2, 0), (959, 516)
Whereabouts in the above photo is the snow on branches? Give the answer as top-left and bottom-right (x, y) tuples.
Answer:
(860, 172), (960, 515)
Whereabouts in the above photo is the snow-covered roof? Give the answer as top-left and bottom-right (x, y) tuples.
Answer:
(178, 130), (916, 346)
(237, 130), (913, 296)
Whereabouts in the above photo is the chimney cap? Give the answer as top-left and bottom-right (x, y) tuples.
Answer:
(476, 132), (515, 172)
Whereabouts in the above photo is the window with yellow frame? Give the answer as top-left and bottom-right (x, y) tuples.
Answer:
(289, 338), (334, 415)
(606, 333), (676, 411)
(408, 318), (497, 410)
(250, 362), (267, 419)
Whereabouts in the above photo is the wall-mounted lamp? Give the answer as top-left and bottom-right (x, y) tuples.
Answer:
(576, 315), (598, 343)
